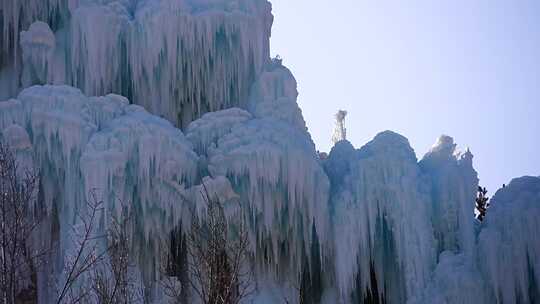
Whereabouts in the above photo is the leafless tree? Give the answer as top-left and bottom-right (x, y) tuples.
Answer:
(0, 141), (48, 304)
(0, 140), (143, 304)
(475, 186), (489, 222)
(90, 199), (144, 304)
(185, 185), (254, 304)
(54, 191), (110, 304)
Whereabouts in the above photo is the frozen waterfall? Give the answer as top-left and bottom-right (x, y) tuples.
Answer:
(0, 0), (539, 303)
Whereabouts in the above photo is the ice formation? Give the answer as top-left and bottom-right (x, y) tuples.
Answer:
(1, 0), (539, 303)
(479, 176), (540, 304)
(205, 117), (330, 275)
(330, 132), (435, 303)
(410, 251), (487, 304)
(0, 85), (201, 301)
(420, 135), (478, 258)
(248, 62), (308, 133)
(2, 0), (273, 128)
(20, 21), (56, 87)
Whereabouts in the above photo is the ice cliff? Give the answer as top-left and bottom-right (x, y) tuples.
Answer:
(2, 0), (272, 128)
(1, 0), (539, 303)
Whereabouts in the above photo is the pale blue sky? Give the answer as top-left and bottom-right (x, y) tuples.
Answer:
(269, 0), (540, 194)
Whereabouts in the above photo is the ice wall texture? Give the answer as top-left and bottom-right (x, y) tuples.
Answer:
(479, 176), (540, 304)
(0, 82), (329, 302)
(1, 0), (273, 128)
(1, 0), (540, 303)
(0, 85), (201, 301)
(186, 72), (329, 282)
(330, 132), (436, 303)
(420, 135), (478, 258)
(2, 88), (539, 304)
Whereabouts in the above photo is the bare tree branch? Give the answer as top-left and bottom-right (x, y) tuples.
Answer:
(182, 184), (254, 304)
(89, 197), (143, 304)
(0, 140), (48, 304)
(55, 190), (108, 304)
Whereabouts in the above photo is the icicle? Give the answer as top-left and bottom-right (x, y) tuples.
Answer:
(332, 131), (436, 303)
(200, 116), (330, 280)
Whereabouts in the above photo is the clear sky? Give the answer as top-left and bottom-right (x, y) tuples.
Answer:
(269, 0), (540, 194)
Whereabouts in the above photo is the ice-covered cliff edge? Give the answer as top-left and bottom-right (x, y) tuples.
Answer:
(0, 85), (200, 298)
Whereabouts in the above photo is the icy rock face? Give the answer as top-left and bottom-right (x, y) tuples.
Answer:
(332, 131), (435, 303)
(329, 133), (486, 303)
(69, 2), (131, 97)
(127, 0), (273, 128)
(0, 83), (330, 301)
(187, 108), (330, 278)
(80, 103), (200, 260)
(420, 135), (478, 258)
(478, 176), (540, 304)
(6, 0), (273, 128)
(0, 85), (200, 294)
